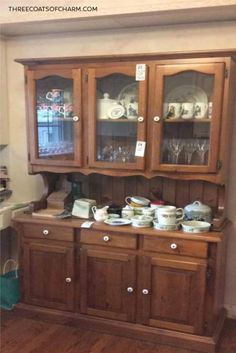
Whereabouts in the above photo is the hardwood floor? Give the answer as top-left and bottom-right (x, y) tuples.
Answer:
(1, 310), (236, 353)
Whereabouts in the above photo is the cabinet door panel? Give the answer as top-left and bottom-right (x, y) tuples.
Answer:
(87, 65), (148, 170)
(80, 248), (136, 322)
(138, 255), (206, 334)
(27, 68), (82, 166)
(23, 241), (74, 311)
(150, 62), (224, 173)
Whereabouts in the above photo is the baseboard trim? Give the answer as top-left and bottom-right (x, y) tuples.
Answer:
(14, 303), (226, 353)
(224, 304), (236, 319)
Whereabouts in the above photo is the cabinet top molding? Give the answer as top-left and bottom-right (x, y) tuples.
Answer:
(15, 49), (236, 66)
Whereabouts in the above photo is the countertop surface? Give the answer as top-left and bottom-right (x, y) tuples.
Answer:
(12, 213), (224, 243)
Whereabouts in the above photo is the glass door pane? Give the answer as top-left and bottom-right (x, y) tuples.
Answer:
(36, 76), (74, 160)
(95, 74), (139, 164)
(161, 71), (214, 166)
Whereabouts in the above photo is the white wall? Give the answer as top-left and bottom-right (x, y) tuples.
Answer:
(1, 0), (236, 23)
(0, 36), (9, 146)
(5, 20), (236, 316)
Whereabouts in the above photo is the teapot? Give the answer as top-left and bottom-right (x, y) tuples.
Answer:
(91, 205), (109, 222)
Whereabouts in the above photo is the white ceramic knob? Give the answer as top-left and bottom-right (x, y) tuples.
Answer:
(170, 243), (178, 250)
(65, 277), (72, 283)
(138, 116), (144, 122)
(127, 287), (134, 293)
(153, 116), (161, 122)
(103, 235), (110, 242)
(42, 229), (49, 235)
(73, 116), (79, 122)
(142, 289), (149, 295)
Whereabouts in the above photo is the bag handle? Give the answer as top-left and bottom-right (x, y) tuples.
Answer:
(3, 259), (18, 278)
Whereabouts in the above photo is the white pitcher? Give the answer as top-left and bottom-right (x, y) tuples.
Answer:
(91, 205), (109, 222)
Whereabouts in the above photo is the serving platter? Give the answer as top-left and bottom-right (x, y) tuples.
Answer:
(165, 85), (208, 104)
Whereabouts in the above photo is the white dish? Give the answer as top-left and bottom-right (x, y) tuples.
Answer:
(181, 220), (211, 233)
(104, 218), (132, 226)
(132, 223), (152, 228)
(165, 85), (208, 105)
(107, 104), (125, 119)
(117, 83), (138, 117)
(153, 221), (179, 231)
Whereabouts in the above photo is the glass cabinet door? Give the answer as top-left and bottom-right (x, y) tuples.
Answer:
(27, 69), (82, 166)
(87, 66), (147, 170)
(150, 63), (224, 173)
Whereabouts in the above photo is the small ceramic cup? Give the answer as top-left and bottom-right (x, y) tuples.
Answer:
(181, 102), (195, 119)
(166, 102), (182, 119)
(121, 206), (135, 219)
(194, 102), (208, 119)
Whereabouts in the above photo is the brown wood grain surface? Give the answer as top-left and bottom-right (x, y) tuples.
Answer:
(1, 310), (236, 353)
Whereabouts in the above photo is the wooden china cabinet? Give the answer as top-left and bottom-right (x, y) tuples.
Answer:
(14, 52), (236, 353)
(18, 54), (236, 183)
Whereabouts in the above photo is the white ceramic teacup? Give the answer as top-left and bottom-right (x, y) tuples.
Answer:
(157, 206), (184, 226)
(121, 206), (134, 219)
(166, 102), (182, 119)
(194, 102), (208, 119)
(181, 102), (195, 119)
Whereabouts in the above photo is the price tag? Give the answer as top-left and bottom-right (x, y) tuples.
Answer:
(136, 64), (146, 81)
(81, 221), (94, 228)
(135, 141), (146, 157)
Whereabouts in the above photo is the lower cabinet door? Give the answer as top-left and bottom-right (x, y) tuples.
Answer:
(137, 255), (207, 334)
(23, 241), (74, 311)
(80, 247), (136, 322)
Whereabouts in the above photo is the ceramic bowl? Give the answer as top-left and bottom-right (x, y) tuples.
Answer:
(131, 215), (153, 228)
(153, 219), (179, 231)
(133, 207), (146, 215)
(141, 207), (155, 217)
(125, 196), (150, 207)
(181, 220), (211, 233)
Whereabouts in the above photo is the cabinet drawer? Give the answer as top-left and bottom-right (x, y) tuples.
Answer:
(23, 224), (74, 242)
(143, 236), (207, 258)
(80, 230), (137, 249)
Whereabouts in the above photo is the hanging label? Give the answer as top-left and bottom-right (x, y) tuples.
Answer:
(135, 141), (146, 157)
(136, 64), (146, 81)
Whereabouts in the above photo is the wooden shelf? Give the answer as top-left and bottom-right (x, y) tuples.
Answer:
(164, 118), (211, 123)
(97, 118), (137, 123)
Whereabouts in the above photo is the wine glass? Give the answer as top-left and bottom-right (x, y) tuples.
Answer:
(169, 139), (184, 164)
(197, 139), (209, 164)
(184, 140), (197, 165)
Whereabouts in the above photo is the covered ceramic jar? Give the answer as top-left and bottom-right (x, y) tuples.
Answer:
(184, 201), (212, 223)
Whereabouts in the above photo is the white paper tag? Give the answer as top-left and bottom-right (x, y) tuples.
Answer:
(135, 141), (146, 157)
(81, 221), (94, 228)
(136, 64), (146, 81)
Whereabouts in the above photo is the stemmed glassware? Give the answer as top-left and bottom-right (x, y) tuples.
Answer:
(196, 139), (209, 164)
(169, 139), (184, 164)
(97, 144), (135, 162)
(162, 139), (184, 164)
(184, 140), (197, 164)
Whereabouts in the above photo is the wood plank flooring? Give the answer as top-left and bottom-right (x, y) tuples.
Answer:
(1, 310), (236, 353)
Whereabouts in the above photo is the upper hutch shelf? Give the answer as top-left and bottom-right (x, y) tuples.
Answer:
(16, 51), (236, 184)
